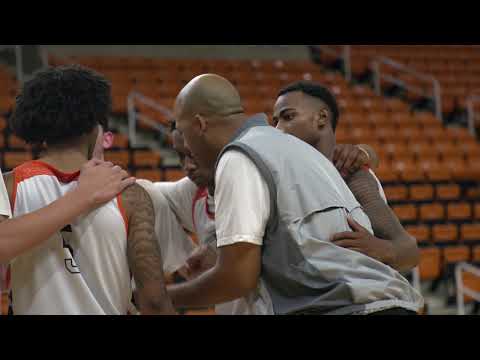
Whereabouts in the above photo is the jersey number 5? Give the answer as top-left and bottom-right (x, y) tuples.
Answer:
(61, 225), (81, 275)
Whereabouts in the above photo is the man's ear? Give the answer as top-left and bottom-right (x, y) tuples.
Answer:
(314, 109), (329, 130)
(195, 114), (208, 135)
(103, 131), (114, 150)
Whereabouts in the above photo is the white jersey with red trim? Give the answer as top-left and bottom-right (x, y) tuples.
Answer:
(191, 187), (255, 315)
(10, 161), (131, 315)
(192, 188), (216, 247)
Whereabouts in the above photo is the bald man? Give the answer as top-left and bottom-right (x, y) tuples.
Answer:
(169, 74), (423, 315)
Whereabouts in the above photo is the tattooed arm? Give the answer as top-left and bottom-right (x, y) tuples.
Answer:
(332, 169), (419, 272)
(122, 184), (176, 315)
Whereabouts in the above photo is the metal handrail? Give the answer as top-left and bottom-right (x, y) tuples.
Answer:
(0, 45), (48, 85)
(0, 45), (23, 85)
(455, 262), (480, 315)
(411, 267), (421, 293)
(313, 45), (352, 82)
(466, 93), (480, 138)
(127, 91), (173, 148)
(370, 56), (443, 122)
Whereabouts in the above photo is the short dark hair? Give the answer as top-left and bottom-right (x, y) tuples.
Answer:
(10, 65), (111, 145)
(278, 81), (340, 131)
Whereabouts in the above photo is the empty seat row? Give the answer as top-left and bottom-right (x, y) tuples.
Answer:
(384, 184), (462, 203)
(393, 203), (480, 224)
(407, 224), (480, 245)
(418, 245), (480, 281)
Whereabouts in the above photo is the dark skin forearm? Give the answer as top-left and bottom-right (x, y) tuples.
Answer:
(168, 265), (240, 309)
(346, 170), (419, 272)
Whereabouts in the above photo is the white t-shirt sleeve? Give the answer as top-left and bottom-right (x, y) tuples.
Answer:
(215, 151), (270, 248)
(0, 170), (11, 218)
(369, 169), (388, 204)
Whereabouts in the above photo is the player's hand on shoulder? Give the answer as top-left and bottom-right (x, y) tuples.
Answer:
(333, 144), (370, 179)
(78, 159), (136, 208)
(331, 216), (396, 267)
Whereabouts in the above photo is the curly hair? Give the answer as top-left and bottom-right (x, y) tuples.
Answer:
(10, 65), (112, 145)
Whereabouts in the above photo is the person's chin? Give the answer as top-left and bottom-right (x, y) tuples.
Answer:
(189, 176), (206, 189)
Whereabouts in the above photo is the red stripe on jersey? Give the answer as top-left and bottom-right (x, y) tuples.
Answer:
(12, 161), (81, 214)
(205, 194), (215, 221)
(15, 161), (80, 183)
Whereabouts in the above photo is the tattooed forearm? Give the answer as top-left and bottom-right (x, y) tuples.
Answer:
(122, 184), (175, 314)
(347, 170), (419, 271)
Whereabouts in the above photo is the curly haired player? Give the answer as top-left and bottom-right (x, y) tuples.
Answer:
(5, 65), (174, 315)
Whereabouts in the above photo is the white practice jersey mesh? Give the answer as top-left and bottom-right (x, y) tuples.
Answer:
(191, 187), (259, 315)
(11, 161), (132, 315)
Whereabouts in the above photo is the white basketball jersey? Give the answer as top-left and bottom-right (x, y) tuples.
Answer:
(192, 188), (216, 247)
(192, 188), (254, 315)
(11, 161), (132, 315)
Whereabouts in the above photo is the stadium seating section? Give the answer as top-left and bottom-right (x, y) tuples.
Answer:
(348, 45), (480, 114)
(1, 47), (480, 313)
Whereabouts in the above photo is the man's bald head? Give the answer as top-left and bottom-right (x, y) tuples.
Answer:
(176, 74), (244, 120)
(174, 74), (249, 175)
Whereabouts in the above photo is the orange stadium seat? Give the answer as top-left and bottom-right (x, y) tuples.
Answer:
(111, 133), (130, 149)
(419, 247), (441, 281)
(436, 142), (459, 159)
(3, 152), (33, 170)
(432, 224), (459, 244)
(406, 225), (431, 245)
(414, 112), (442, 128)
(448, 127), (474, 143)
(399, 127), (425, 143)
(132, 151), (162, 168)
(384, 142), (411, 159)
(393, 204), (418, 223)
(135, 169), (163, 182)
(475, 203), (480, 221)
(410, 184), (435, 202)
(0, 96), (14, 113)
(375, 126), (398, 143)
(460, 142), (480, 158)
(443, 246), (471, 266)
(384, 98), (409, 113)
(447, 203), (473, 222)
(473, 246), (480, 262)
(0, 116), (7, 132)
(104, 151), (130, 169)
(396, 162), (425, 183)
(384, 185), (409, 202)
(164, 168), (186, 182)
(411, 142), (439, 160)
(459, 270), (480, 304)
(436, 184), (461, 201)
(461, 224), (480, 244)
(375, 163), (399, 183)
(420, 203), (446, 223)
(334, 128), (353, 144)
(424, 127), (450, 143)
(7, 135), (27, 150)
